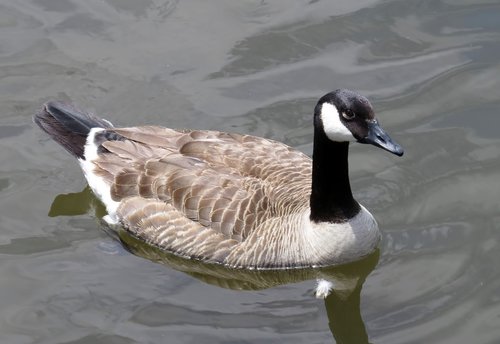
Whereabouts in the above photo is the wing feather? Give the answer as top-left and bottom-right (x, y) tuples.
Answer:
(88, 126), (311, 263)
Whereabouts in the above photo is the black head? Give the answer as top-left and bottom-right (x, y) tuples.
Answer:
(314, 89), (404, 156)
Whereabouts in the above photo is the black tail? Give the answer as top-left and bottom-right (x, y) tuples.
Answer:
(33, 101), (113, 159)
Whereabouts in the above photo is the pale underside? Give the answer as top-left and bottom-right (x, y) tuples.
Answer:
(83, 126), (379, 269)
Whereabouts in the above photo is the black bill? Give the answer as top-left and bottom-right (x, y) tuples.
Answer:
(359, 120), (404, 156)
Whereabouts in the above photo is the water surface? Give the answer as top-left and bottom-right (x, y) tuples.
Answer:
(1, 1), (500, 343)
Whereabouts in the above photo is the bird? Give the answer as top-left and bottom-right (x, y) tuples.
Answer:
(34, 89), (403, 270)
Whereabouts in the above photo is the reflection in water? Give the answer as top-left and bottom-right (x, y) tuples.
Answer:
(326, 283), (369, 344)
(49, 187), (379, 343)
(48, 186), (107, 218)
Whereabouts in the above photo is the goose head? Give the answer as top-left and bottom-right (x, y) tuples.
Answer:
(314, 89), (404, 156)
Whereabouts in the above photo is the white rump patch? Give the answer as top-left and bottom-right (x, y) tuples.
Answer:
(320, 103), (356, 142)
(78, 128), (120, 224)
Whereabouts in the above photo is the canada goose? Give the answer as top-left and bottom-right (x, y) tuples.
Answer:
(34, 89), (403, 269)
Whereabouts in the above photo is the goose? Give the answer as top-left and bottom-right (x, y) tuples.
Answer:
(34, 89), (403, 269)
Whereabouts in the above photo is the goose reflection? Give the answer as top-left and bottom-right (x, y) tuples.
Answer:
(50, 187), (378, 344)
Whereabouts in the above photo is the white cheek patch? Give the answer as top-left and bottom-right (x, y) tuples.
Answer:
(320, 103), (356, 142)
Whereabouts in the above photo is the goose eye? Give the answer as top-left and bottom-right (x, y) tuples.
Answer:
(342, 111), (355, 120)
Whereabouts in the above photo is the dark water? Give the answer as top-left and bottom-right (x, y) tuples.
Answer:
(1, 1), (500, 343)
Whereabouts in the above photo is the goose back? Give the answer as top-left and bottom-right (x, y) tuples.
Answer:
(91, 126), (318, 268)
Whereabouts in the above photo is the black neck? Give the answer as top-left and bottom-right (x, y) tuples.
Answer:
(309, 129), (361, 223)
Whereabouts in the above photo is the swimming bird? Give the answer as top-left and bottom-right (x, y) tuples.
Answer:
(34, 89), (403, 269)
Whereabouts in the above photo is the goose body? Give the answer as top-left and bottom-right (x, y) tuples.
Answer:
(34, 90), (403, 269)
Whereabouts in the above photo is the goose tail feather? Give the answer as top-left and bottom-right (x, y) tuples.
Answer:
(33, 101), (113, 159)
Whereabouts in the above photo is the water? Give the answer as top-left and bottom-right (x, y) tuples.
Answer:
(1, 0), (499, 343)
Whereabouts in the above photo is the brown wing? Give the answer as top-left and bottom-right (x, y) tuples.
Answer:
(90, 126), (311, 261)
